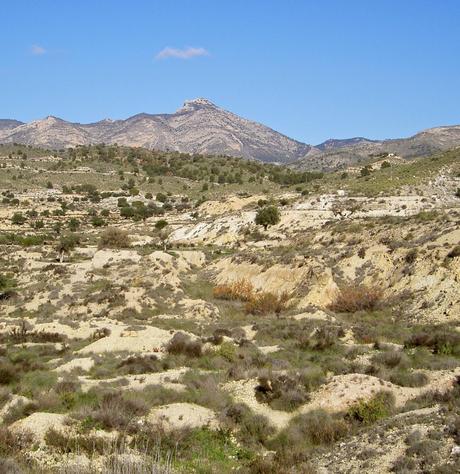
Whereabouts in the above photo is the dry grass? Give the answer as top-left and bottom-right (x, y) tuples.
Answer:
(213, 279), (254, 301)
(213, 279), (290, 316)
(245, 291), (290, 316)
(98, 227), (131, 249)
(328, 285), (383, 313)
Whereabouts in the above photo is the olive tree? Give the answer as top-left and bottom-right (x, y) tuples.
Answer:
(255, 205), (280, 230)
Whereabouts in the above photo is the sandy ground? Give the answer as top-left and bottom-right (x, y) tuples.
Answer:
(147, 402), (219, 431)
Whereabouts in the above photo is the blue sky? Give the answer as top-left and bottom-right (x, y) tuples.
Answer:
(1, 1), (460, 144)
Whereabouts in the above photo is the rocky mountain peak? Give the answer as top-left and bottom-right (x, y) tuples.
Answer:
(179, 98), (217, 112)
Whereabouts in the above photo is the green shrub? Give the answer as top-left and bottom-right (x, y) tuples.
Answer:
(11, 213), (26, 225)
(347, 391), (395, 424)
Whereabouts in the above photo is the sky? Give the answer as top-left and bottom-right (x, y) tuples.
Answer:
(1, 0), (460, 144)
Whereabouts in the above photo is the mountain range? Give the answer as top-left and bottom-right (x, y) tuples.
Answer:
(1, 99), (460, 169)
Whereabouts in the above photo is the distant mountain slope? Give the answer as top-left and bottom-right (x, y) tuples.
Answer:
(0, 99), (311, 163)
(297, 125), (460, 170)
(2, 102), (460, 169)
(0, 119), (24, 131)
(316, 137), (378, 151)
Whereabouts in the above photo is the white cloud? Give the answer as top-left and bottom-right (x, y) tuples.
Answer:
(156, 46), (209, 60)
(31, 44), (46, 55)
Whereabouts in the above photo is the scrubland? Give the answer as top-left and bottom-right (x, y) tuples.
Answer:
(0, 144), (460, 473)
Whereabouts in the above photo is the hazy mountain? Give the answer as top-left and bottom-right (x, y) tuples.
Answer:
(316, 137), (379, 151)
(298, 125), (460, 170)
(0, 99), (311, 163)
(0, 119), (24, 131)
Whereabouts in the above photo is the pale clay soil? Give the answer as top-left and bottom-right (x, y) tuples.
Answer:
(1, 163), (460, 472)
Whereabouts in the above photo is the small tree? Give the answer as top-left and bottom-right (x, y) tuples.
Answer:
(68, 218), (80, 231)
(155, 220), (170, 251)
(255, 205), (280, 230)
(360, 166), (372, 177)
(0, 273), (16, 299)
(11, 212), (26, 225)
(56, 233), (79, 263)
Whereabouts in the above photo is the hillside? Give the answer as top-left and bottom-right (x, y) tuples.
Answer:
(302, 125), (460, 170)
(0, 99), (311, 164)
(0, 143), (459, 472)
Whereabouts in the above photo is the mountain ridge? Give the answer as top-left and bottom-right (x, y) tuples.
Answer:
(2, 99), (460, 169)
(0, 99), (311, 164)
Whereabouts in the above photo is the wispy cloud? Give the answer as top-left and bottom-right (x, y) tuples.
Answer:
(31, 44), (47, 55)
(156, 46), (209, 60)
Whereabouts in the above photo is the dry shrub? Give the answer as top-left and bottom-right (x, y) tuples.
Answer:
(0, 426), (32, 457)
(91, 327), (111, 340)
(0, 458), (23, 474)
(98, 227), (131, 249)
(446, 245), (460, 259)
(166, 332), (202, 358)
(45, 427), (126, 455)
(255, 374), (309, 412)
(117, 355), (161, 374)
(405, 329), (460, 355)
(371, 350), (409, 369)
(213, 279), (254, 301)
(213, 279), (290, 316)
(255, 368), (325, 412)
(297, 326), (344, 351)
(245, 291), (290, 316)
(328, 285), (383, 313)
(267, 410), (348, 469)
(90, 392), (149, 431)
(0, 363), (17, 385)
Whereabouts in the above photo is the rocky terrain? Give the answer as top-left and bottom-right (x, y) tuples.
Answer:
(299, 125), (460, 170)
(3, 101), (460, 170)
(0, 143), (459, 473)
(0, 99), (311, 164)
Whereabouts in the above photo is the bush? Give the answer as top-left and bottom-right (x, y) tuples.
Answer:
(0, 363), (17, 385)
(245, 291), (290, 316)
(154, 219), (168, 231)
(0, 274), (16, 299)
(267, 410), (348, 468)
(45, 427), (125, 455)
(213, 279), (254, 301)
(90, 392), (148, 431)
(56, 233), (80, 261)
(446, 245), (460, 259)
(223, 403), (275, 447)
(166, 332), (202, 358)
(117, 355), (161, 374)
(91, 216), (106, 227)
(371, 350), (409, 369)
(347, 391), (395, 424)
(11, 212), (26, 225)
(297, 326), (343, 351)
(405, 329), (460, 355)
(98, 227), (130, 249)
(255, 373), (310, 412)
(389, 370), (428, 387)
(328, 285), (383, 313)
(0, 426), (32, 457)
